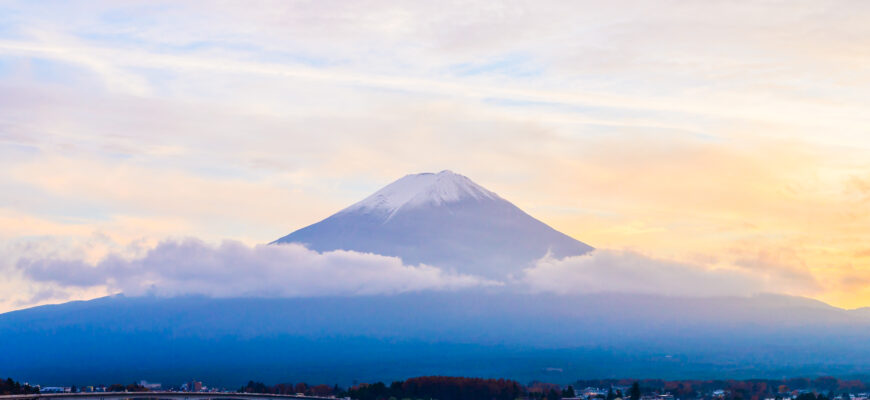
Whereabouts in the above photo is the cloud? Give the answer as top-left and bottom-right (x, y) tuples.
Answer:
(11, 237), (816, 301)
(12, 287), (72, 307)
(518, 250), (807, 297)
(16, 238), (498, 297)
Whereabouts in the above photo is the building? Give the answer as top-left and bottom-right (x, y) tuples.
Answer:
(583, 387), (608, 398)
(188, 381), (203, 392)
(139, 381), (162, 390)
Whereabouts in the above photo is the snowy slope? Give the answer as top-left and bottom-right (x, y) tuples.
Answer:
(343, 170), (501, 218)
(272, 170), (593, 278)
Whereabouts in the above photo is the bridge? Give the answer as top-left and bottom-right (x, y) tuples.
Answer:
(0, 393), (337, 400)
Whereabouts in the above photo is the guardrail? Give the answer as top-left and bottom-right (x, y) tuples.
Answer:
(0, 392), (337, 400)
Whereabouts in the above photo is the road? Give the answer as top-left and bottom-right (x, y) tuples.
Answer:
(0, 392), (337, 400)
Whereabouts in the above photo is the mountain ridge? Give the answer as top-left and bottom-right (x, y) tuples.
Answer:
(5, 292), (870, 386)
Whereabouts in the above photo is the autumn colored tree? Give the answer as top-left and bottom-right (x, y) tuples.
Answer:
(125, 382), (149, 392)
(349, 376), (522, 400)
(310, 384), (334, 397)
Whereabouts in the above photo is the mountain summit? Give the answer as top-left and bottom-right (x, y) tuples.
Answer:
(273, 170), (593, 278)
(344, 170), (500, 217)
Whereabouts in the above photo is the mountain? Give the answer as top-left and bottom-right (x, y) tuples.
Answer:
(273, 170), (593, 278)
(7, 170), (870, 387)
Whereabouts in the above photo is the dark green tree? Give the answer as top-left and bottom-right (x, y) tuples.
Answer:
(563, 386), (576, 398)
(631, 382), (642, 400)
(1, 378), (38, 395)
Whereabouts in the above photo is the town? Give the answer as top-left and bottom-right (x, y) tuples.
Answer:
(4, 376), (870, 400)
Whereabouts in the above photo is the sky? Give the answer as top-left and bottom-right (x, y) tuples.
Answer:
(1, 0), (870, 312)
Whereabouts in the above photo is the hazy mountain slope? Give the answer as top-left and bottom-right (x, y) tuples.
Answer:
(273, 171), (593, 278)
(3, 293), (870, 387)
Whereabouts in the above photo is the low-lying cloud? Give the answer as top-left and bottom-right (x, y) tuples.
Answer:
(518, 250), (798, 297)
(12, 238), (818, 303)
(17, 238), (498, 297)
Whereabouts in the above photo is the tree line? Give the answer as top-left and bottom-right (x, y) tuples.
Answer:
(571, 377), (867, 400)
(1, 378), (39, 395)
(240, 380), (339, 397)
(241, 376), (523, 400)
(239, 375), (870, 400)
(348, 376), (523, 400)
(106, 382), (150, 392)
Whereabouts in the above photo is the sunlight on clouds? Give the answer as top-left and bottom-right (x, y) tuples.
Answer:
(525, 137), (870, 307)
(1, 0), (870, 309)
(1, 153), (347, 242)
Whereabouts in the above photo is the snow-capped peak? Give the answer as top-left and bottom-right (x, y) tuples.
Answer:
(273, 169), (594, 278)
(342, 170), (501, 216)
